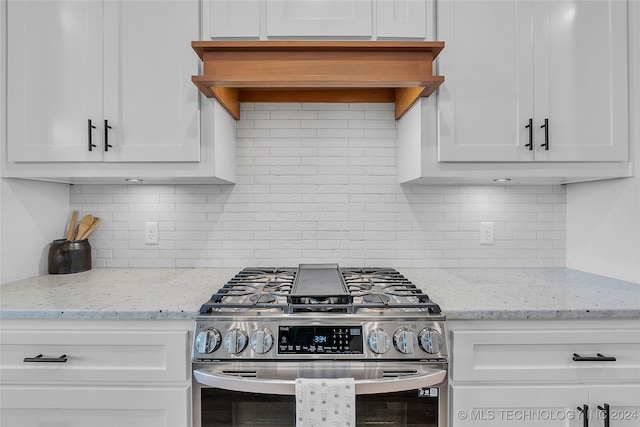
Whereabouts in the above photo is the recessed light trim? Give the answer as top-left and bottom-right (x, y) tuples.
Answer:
(125, 178), (143, 183)
(493, 178), (511, 182)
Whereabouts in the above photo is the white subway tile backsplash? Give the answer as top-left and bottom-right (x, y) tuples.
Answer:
(72, 102), (566, 268)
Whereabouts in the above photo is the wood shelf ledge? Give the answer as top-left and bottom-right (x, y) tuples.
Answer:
(191, 41), (445, 120)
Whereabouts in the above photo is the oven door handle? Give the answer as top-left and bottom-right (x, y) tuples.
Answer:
(194, 367), (446, 396)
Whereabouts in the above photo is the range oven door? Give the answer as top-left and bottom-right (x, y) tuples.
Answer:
(193, 361), (447, 427)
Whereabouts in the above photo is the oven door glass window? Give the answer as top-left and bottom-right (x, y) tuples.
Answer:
(201, 388), (439, 427)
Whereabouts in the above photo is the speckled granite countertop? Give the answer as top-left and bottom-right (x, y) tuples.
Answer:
(1, 268), (638, 320)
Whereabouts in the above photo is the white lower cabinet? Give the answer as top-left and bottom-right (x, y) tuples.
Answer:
(452, 383), (640, 427)
(448, 320), (640, 427)
(1, 386), (189, 427)
(0, 319), (193, 427)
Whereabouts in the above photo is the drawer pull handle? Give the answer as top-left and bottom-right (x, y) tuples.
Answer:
(104, 119), (113, 152)
(572, 353), (616, 362)
(577, 405), (589, 427)
(525, 118), (533, 150)
(540, 118), (549, 150)
(23, 354), (68, 363)
(598, 404), (610, 427)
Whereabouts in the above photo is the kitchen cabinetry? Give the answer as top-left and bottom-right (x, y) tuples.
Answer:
(205, 0), (260, 38)
(266, 0), (372, 37)
(204, 0), (431, 40)
(3, 0), (236, 184)
(0, 318), (193, 427)
(448, 319), (640, 426)
(7, 0), (200, 163)
(398, 0), (632, 184)
(437, 0), (628, 163)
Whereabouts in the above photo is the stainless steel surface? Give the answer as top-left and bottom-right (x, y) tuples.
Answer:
(193, 314), (447, 361)
(193, 361), (447, 395)
(192, 265), (448, 427)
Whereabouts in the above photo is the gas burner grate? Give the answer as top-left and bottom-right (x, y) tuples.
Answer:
(199, 266), (442, 315)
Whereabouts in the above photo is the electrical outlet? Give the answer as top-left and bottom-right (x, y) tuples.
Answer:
(480, 222), (494, 245)
(145, 222), (159, 245)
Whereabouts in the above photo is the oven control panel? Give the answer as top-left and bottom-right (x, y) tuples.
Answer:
(278, 326), (363, 355)
(193, 317), (447, 361)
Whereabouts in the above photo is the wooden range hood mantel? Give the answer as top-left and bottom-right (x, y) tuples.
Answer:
(191, 41), (444, 120)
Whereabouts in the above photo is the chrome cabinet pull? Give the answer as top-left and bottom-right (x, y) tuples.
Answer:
(540, 118), (549, 150)
(23, 354), (68, 363)
(104, 119), (113, 152)
(572, 353), (616, 362)
(525, 118), (533, 150)
(88, 119), (97, 151)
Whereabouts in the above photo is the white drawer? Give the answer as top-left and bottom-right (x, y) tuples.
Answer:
(0, 385), (190, 427)
(0, 328), (189, 384)
(451, 327), (640, 382)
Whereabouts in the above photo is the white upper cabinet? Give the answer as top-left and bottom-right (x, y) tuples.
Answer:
(376, 0), (427, 39)
(437, 1), (534, 162)
(437, 0), (629, 163)
(203, 0), (430, 40)
(206, 0), (260, 38)
(266, 0), (372, 37)
(102, 0), (200, 162)
(7, 1), (103, 162)
(7, 0), (200, 164)
(532, 1), (628, 162)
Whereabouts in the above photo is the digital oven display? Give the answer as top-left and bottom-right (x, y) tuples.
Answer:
(278, 326), (363, 354)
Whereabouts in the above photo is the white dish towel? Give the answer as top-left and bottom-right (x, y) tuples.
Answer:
(295, 377), (355, 427)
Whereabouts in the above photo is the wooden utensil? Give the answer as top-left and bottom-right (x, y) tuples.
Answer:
(75, 214), (94, 240)
(78, 217), (101, 240)
(66, 210), (78, 240)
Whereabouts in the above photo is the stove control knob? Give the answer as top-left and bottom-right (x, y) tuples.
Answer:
(418, 328), (444, 354)
(223, 328), (248, 354)
(393, 328), (418, 354)
(195, 328), (221, 354)
(367, 329), (391, 354)
(250, 328), (274, 354)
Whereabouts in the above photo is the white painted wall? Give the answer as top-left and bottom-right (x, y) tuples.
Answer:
(566, 1), (640, 284)
(0, 179), (70, 283)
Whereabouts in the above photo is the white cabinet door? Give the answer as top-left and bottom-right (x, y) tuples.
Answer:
(6, 0), (103, 162)
(103, 0), (200, 162)
(437, 0), (628, 163)
(266, 0), (372, 37)
(0, 386), (190, 427)
(589, 384), (640, 427)
(451, 384), (586, 426)
(533, 0), (628, 162)
(205, 0), (260, 38)
(376, 0), (426, 39)
(437, 1), (534, 162)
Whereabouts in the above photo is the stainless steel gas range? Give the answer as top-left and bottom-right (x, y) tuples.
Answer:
(192, 264), (448, 427)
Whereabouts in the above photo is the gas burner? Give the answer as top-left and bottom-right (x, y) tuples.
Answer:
(362, 294), (390, 305)
(263, 282), (293, 295)
(213, 284), (259, 299)
(383, 284), (423, 297)
(346, 283), (374, 296)
(249, 294), (277, 304)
